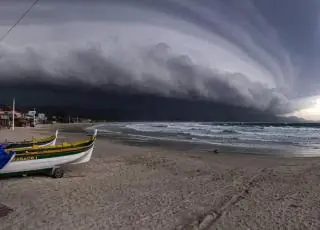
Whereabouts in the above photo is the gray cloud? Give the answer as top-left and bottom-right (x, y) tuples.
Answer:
(0, 0), (319, 118)
(0, 41), (295, 114)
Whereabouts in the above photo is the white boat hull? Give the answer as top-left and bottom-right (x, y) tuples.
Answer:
(70, 145), (95, 164)
(0, 146), (93, 175)
(34, 130), (58, 147)
(39, 138), (57, 147)
(41, 130), (58, 147)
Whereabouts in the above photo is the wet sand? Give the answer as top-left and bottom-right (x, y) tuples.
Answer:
(1, 124), (320, 229)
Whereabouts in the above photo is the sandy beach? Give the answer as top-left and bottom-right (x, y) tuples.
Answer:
(1, 124), (320, 230)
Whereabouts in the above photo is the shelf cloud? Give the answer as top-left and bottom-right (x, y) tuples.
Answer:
(0, 0), (319, 117)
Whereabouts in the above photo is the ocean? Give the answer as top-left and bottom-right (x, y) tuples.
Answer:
(90, 122), (320, 157)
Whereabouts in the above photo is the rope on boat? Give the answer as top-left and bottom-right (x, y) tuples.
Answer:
(0, 0), (41, 43)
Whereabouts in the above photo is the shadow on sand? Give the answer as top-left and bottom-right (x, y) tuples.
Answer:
(0, 203), (13, 218)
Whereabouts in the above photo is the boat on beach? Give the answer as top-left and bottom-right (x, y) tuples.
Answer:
(0, 129), (97, 178)
(2, 130), (59, 150)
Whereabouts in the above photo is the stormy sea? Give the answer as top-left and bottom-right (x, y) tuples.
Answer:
(91, 122), (320, 157)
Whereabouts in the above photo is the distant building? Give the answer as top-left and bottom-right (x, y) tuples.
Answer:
(38, 113), (46, 119)
(0, 110), (10, 128)
(27, 110), (36, 118)
(0, 106), (26, 128)
(37, 113), (48, 124)
(0, 106), (46, 128)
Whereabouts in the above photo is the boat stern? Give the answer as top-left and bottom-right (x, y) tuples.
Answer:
(0, 147), (16, 171)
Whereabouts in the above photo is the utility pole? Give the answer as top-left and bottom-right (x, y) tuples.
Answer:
(12, 98), (15, 131)
(33, 108), (36, 127)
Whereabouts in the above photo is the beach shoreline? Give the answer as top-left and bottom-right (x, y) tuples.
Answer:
(96, 122), (320, 158)
(1, 124), (320, 229)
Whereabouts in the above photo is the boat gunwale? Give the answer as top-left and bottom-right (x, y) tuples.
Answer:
(7, 137), (96, 157)
(12, 143), (95, 158)
(6, 134), (56, 145)
(4, 131), (58, 150)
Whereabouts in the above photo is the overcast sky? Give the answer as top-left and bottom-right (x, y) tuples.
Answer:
(0, 0), (319, 119)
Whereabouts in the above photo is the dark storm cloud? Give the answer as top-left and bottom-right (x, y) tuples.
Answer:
(0, 42), (295, 114)
(252, 0), (319, 55)
(0, 0), (319, 119)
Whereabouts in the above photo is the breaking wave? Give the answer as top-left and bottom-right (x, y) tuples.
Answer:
(94, 122), (320, 155)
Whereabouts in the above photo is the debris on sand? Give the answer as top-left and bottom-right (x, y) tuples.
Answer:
(0, 203), (13, 218)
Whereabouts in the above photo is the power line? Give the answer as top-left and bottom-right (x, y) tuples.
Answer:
(0, 0), (41, 43)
